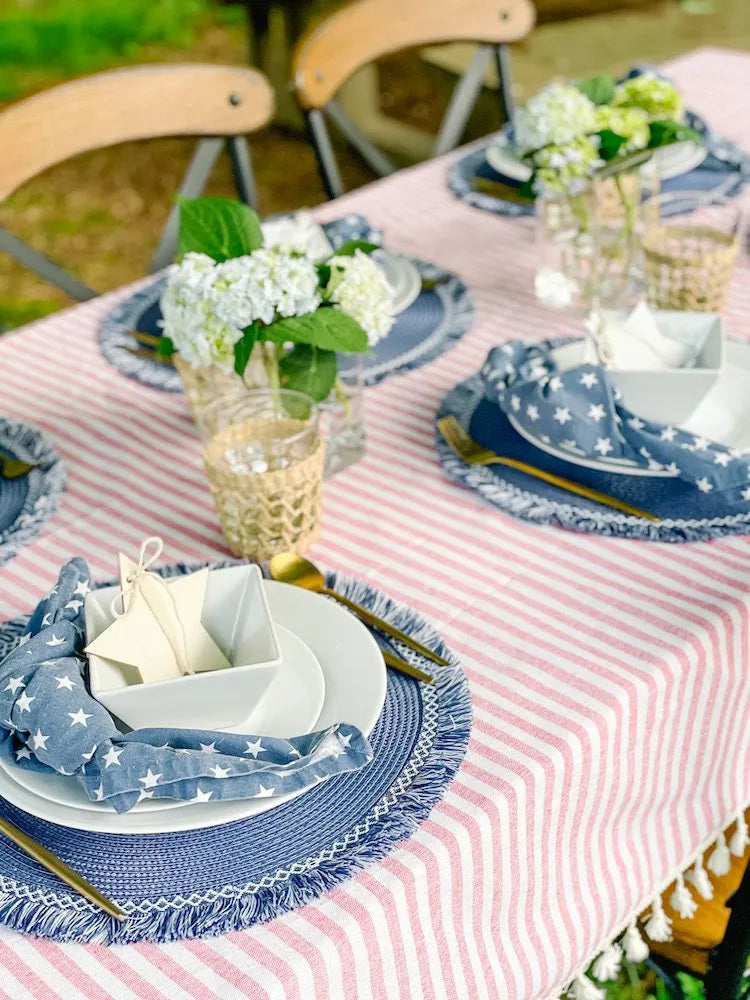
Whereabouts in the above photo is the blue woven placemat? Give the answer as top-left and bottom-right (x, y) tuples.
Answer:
(437, 358), (750, 543)
(0, 564), (470, 944)
(0, 418), (65, 568)
(98, 263), (474, 392)
(448, 110), (750, 218)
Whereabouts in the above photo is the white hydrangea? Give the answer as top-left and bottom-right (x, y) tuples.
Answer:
(242, 247), (322, 320)
(160, 253), (245, 373)
(514, 83), (597, 155)
(327, 250), (395, 346)
(261, 211), (332, 261)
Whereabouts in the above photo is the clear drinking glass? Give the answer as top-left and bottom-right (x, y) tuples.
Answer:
(201, 389), (323, 559)
(321, 355), (366, 478)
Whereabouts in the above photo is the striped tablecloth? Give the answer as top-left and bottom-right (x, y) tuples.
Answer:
(0, 47), (749, 1000)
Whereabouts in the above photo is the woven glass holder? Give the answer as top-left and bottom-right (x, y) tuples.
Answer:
(642, 224), (739, 311)
(204, 419), (324, 560)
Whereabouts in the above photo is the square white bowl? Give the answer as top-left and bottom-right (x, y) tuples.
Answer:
(553, 311), (724, 427)
(84, 564), (281, 731)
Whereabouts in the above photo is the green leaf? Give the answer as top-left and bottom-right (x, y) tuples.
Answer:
(595, 129), (627, 160)
(177, 196), (263, 262)
(648, 119), (703, 149)
(233, 323), (260, 376)
(278, 345), (337, 402)
(316, 263), (332, 289)
(517, 176), (537, 201)
(329, 239), (380, 257)
(263, 308), (368, 353)
(156, 335), (175, 359)
(576, 73), (616, 105)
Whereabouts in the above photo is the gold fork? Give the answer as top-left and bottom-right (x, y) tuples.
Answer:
(438, 415), (660, 523)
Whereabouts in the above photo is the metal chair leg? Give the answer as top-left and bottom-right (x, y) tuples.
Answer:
(324, 100), (397, 178)
(432, 45), (494, 157)
(150, 137), (225, 272)
(0, 225), (97, 302)
(306, 109), (345, 200)
(494, 43), (515, 126)
(227, 136), (258, 207)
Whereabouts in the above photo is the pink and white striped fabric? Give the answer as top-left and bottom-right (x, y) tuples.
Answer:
(0, 47), (748, 1000)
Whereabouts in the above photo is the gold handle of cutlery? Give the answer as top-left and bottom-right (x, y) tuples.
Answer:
(0, 457), (36, 479)
(480, 455), (660, 522)
(0, 818), (126, 922)
(381, 649), (434, 685)
(322, 588), (449, 667)
(123, 345), (174, 366)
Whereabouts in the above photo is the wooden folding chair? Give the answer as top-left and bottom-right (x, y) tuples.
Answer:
(0, 64), (275, 301)
(292, 0), (535, 199)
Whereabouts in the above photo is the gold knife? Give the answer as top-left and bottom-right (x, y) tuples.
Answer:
(0, 817), (126, 921)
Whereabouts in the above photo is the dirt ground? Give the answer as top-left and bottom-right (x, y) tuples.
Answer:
(1, 0), (748, 327)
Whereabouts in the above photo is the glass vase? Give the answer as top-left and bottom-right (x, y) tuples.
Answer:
(535, 168), (648, 316)
(175, 344), (271, 434)
(320, 355), (366, 478)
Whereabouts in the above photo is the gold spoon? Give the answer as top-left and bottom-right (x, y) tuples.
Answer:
(0, 456), (37, 479)
(268, 554), (449, 668)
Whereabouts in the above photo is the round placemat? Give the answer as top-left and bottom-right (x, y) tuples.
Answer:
(449, 111), (750, 218)
(0, 565), (470, 944)
(98, 260), (474, 392)
(437, 366), (750, 543)
(0, 418), (65, 568)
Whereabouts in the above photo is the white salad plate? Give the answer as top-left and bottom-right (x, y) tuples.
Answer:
(507, 339), (750, 478)
(376, 252), (422, 314)
(0, 581), (387, 834)
(0, 623), (324, 816)
(485, 134), (707, 185)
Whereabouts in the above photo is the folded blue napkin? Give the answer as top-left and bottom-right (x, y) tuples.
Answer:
(479, 339), (750, 499)
(0, 559), (372, 813)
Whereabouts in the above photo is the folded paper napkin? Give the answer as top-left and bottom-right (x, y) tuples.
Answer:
(480, 340), (750, 496)
(584, 303), (709, 371)
(0, 558), (372, 813)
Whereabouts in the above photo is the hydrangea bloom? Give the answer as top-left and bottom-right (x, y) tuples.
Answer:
(514, 83), (597, 155)
(594, 105), (650, 151)
(327, 250), (395, 346)
(241, 247), (322, 320)
(161, 253), (245, 372)
(261, 211), (332, 260)
(612, 73), (684, 122)
(532, 135), (604, 196)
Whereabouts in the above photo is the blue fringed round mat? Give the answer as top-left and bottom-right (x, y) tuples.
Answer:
(0, 418), (65, 568)
(0, 569), (471, 944)
(98, 263), (474, 392)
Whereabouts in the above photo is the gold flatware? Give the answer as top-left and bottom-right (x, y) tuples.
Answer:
(381, 649), (434, 685)
(0, 455), (36, 479)
(129, 329), (161, 348)
(268, 554), (449, 669)
(438, 415), (660, 523)
(472, 177), (533, 204)
(0, 817), (126, 922)
(122, 345), (174, 366)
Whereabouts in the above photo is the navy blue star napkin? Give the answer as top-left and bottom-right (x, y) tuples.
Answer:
(0, 559), (372, 813)
(479, 340), (750, 500)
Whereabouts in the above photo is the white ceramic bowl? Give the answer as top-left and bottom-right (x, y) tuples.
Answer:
(85, 564), (281, 731)
(553, 311), (724, 427)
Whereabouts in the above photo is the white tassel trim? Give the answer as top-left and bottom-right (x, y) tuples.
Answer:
(622, 922), (650, 962)
(569, 975), (605, 1000)
(688, 856), (714, 900)
(670, 874), (698, 919)
(592, 943), (622, 982)
(707, 832), (731, 877)
(644, 896), (672, 942)
(730, 813), (749, 857)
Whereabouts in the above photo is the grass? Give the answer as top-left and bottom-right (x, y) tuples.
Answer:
(0, 0), (214, 101)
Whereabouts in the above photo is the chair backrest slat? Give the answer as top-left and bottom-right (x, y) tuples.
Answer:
(0, 64), (275, 202)
(294, 0), (535, 110)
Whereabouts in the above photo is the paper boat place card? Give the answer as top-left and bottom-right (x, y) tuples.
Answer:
(84, 539), (281, 731)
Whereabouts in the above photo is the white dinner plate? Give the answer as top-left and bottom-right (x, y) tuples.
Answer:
(0, 581), (387, 833)
(485, 135), (707, 185)
(376, 252), (422, 314)
(508, 340), (750, 478)
(0, 623), (325, 815)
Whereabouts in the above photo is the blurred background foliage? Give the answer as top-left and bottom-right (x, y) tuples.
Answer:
(0, 0), (747, 332)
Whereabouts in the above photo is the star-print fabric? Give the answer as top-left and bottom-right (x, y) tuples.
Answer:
(0, 558), (372, 813)
(479, 340), (750, 499)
